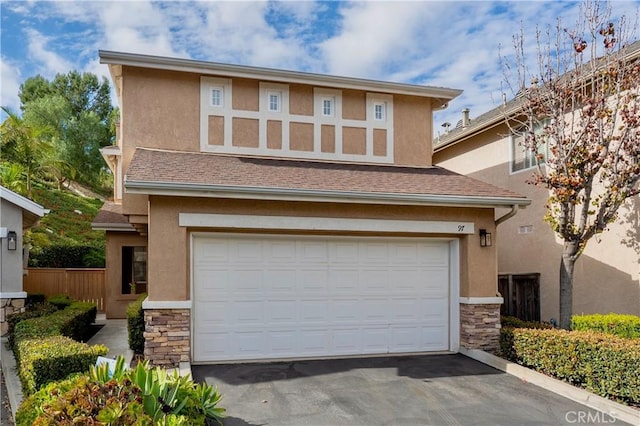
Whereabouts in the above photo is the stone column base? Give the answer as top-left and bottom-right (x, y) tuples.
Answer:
(0, 298), (26, 336)
(143, 309), (190, 367)
(460, 302), (501, 352)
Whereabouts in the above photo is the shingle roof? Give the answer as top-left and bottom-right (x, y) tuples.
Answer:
(91, 201), (135, 231)
(126, 148), (526, 203)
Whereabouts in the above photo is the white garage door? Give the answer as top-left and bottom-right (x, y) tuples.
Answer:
(192, 234), (452, 362)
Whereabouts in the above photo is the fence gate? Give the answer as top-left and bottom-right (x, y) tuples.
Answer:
(498, 273), (540, 322)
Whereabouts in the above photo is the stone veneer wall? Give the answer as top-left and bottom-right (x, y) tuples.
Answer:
(460, 303), (501, 352)
(143, 309), (190, 367)
(0, 298), (26, 336)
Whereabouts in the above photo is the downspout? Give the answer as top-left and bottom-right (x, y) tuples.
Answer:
(495, 204), (519, 226)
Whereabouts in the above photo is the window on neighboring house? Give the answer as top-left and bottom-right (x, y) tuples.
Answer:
(510, 123), (548, 173)
(268, 92), (281, 112)
(210, 87), (223, 107)
(322, 98), (334, 116)
(374, 103), (385, 121)
(122, 246), (147, 294)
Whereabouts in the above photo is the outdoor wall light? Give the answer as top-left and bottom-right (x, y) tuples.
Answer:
(7, 231), (17, 251)
(479, 229), (492, 247)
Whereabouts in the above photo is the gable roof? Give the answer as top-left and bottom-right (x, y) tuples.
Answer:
(125, 148), (529, 208)
(435, 39), (640, 152)
(99, 51), (462, 110)
(0, 186), (45, 228)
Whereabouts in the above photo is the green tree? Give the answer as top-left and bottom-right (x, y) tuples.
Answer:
(0, 107), (53, 197)
(503, 1), (640, 329)
(18, 71), (115, 189)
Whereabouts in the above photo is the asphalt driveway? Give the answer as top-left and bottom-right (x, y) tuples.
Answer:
(193, 354), (626, 426)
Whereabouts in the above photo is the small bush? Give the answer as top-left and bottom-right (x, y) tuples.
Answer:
(126, 293), (146, 354)
(7, 304), (57, 348)
(25, 293), (46, 309)
(17, 335), (108, 396)
(571, 313), (640, 339)
(47, 294), (72, 310)
(503, 328), (640, 404)
(17, 356), (226, 426)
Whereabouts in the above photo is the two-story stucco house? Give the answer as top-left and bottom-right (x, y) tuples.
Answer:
(92, 51), (530, 367)
(434, 105), (640, 323)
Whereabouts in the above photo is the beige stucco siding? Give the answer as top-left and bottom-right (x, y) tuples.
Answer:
(434, 127), (640, 319)
(393, 95), (432, 167)
(146, 196), (499, 302)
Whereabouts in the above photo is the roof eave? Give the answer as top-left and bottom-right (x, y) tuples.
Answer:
(91, 222), (136, 232)
(125, 180), (530, 209)
(0, 186), (45, 218)
(99, 50), (462, 101)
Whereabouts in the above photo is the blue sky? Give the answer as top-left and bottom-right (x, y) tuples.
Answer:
(2, 1), (639, 135)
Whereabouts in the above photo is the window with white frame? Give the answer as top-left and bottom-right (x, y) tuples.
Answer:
(510, 122), (548, 173)
(268, 91), (281, 112)
(322, 98), (334, 116)
(374, 102), (386, 121)
(210, 87), (224, 107)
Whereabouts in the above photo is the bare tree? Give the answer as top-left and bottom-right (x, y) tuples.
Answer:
(503, 1), (640, 329)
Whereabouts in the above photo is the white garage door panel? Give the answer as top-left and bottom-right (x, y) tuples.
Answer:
(193, 234), (452, 362)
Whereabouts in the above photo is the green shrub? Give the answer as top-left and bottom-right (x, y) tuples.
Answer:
(17, 356), (226, 426)
(503, 328), (640, 404)
(47, 294), (72, 310)
(499, 316), (554, 359)
(13, 301), (104, 395)
(571, 313), (640, 339)
(127, 293), (147, 354)
(25, 293), (46, 309)
(7, 304), (57, 348)
(29, 244), (105, 268)
(13, 302), (97, 346)
(17, 335), (108, 396)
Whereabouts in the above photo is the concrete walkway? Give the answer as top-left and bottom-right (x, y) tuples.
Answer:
(0, 313), (132, 419)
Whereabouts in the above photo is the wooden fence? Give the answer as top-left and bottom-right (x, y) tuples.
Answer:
(23, 268), (106, 312)
(498, 273), (540, 322)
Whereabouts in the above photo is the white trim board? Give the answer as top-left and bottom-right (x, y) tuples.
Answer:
(179, 213), (475, 235)
(459, 297), (504, 304)
(0, 292), (28, 299)
(0, 187), (45, 217)
(142, 299), (192, 310)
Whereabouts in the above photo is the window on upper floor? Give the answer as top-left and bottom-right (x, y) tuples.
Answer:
(322, 97), (334, 116)
(374, 102), (386, 121)
(210, 87), (224, 107)
(510, 121), (548, 173)
(268, 91), (281, 112)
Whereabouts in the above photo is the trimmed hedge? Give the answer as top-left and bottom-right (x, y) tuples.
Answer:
(13, 301), (106, 395)
(47, 294), (72, 310)
(13, 302), (97, 345)
(502, 328), (640, 404)
(7, 304), (57, 348)
(126, 293), (146, 354)
(17, 336), (107, 396)
(572, 313), (640, 339)
(499, 316), (553, 360)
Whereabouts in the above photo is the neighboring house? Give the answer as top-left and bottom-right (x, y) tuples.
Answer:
(93, 51), (530, 367)
(0, 186), (45, 335)
(433, 105), (640, 322)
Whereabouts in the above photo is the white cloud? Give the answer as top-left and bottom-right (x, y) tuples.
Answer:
(25, 28), (74, 77)
(0, 57), (22, 112)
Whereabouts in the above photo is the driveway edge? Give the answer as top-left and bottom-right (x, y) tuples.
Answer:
(460, 348), (640, 426)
